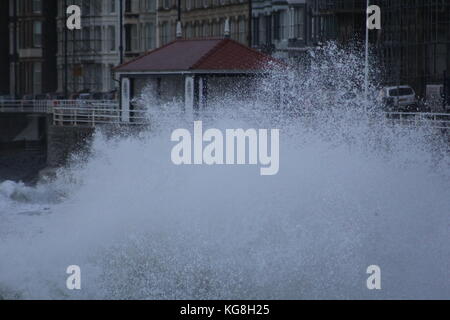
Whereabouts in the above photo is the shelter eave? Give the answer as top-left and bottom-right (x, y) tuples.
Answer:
(115, 69), (268, 76)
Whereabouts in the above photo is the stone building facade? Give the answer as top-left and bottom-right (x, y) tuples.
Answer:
(157, 0), (249, 46)
(251, 0), (308, 59)
(0, 1), (10, 95)
(9, 0), (58, 97)
(308, 0), (450, 95)
(56, 0), (157, 95)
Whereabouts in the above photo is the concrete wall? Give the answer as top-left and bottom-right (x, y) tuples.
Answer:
(0, 114), (50, 143)
(0, 115), (29, 143)
(47, 125), (95, 167)
(0, 0), (9, 95)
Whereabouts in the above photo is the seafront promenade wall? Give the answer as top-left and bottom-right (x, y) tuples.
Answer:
(46, 125), (95, 167)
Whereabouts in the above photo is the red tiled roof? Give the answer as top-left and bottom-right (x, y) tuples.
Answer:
(114, 38), (281, 73)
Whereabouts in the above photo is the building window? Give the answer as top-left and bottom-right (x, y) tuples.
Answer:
(32, 0), (42, 13)
(33, 21), (42, 47)
(274, 11), (287, 41)
(145, 23), (155, 49)
(83, 28), (91, 50)
(82, 1), (91, 16)
(125, 24), (139, 51)
(109, 64), (115, 91)
(94, 26), (102, 52)
(131, 24), (139, 51)
(252, 17), (259, 46)
(108, 26), (116, 51)
(125, 0), (132, 12)
(238, 18), (245, 43)
(110, 0), (116, 13)
(124, 0), (141, 12)
(74, 29), (82, 52)
(161, 22), (169, 45)
(265, 15), (272, 45)
(186, 23), (192, 38)
(203, 22), (209, 37)
(195, 23), (201, 38)
(147, 0), (156, 11)
(258, 15), (265, 44)
(163, 0), (170, 9)
(293, 7), (305, 40)
(311, 16), (316, 40)
(33, 63), (42, 94)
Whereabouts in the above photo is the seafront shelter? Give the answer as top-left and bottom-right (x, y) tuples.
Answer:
(114, 34), (280, 122)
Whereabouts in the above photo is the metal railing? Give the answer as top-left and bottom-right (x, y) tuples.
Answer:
(53, 104), (148, 127)
(0, 100), (53, 113)
(385, 112), (450, 130)
(0, 100), (118, 114)
(2, 99), (450, 130)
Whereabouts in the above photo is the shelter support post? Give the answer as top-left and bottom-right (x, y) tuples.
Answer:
(121, 77), (131, 122)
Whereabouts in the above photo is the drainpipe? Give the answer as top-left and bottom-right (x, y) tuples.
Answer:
(364, 0), (370, 105)
(155, 0), (160, 48)
(177, 0), (181, 39)
(12, 0), (18, 98)
(248, 0), (252, 47)
(119, 0), (124, 64)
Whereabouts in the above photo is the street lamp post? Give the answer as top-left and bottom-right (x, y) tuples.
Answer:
(248, 0), (252, 47)
(12, 0), (18, 98)
(64, 0), (68, 98)
(364, 0), (370, 104)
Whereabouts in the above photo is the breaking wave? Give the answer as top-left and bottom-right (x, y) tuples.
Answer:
(0, 44), (449, 299)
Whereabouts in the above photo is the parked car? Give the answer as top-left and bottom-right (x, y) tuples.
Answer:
(45, 93), (66, 108)
(45, 93), (65, 100)
(0, 95), (15, 109)
(380, 85), (418, 112)
(89, 92), (105, 100)
(0, 95), (15, 107)
(104, 91), (117, 101)
(35, 94), (48, 100)
(77, 93), (92, 100)
(68, 93), (80, 100)
(0, 94), (14, 101)
(21, 94), (34, 101)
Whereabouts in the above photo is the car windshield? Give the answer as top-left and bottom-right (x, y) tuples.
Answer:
(389, 88), (414, 96)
